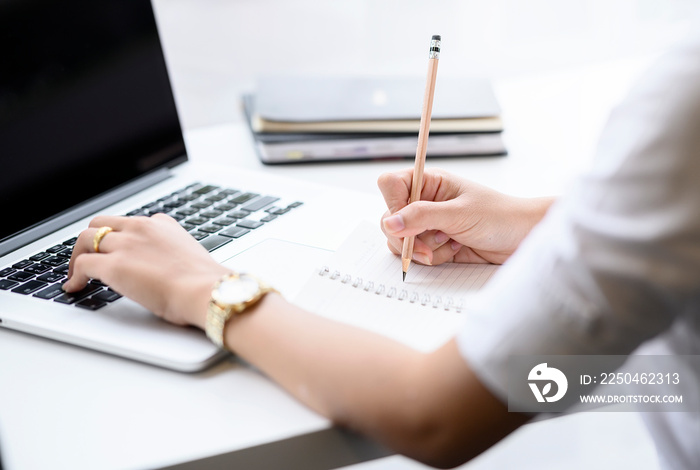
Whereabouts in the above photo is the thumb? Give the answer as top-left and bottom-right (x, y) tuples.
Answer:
(383, 200), (457, 238)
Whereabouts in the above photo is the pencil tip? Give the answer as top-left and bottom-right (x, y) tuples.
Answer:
(402, 271), (406, 282)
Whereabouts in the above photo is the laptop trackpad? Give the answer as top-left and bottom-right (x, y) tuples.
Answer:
(221, 239), (332, 299)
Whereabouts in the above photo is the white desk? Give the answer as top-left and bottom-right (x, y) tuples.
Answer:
(0, 62), (662, 470)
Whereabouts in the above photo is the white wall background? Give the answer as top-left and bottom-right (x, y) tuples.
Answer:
(152, 0), (699, 129)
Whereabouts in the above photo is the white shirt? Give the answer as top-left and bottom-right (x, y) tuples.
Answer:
(457, 28), (700, 470)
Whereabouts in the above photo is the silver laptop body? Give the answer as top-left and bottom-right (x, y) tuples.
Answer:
(0, 0), (368, 372)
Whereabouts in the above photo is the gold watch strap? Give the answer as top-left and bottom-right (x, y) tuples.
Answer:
(205, 301), (233, 349)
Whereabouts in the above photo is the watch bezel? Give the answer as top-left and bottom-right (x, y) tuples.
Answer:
(211, 274), (263, 307)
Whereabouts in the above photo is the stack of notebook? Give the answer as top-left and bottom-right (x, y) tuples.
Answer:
(242, 76), (506, 164)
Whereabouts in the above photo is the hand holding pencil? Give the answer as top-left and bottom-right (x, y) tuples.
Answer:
(401, 34), (441, 281)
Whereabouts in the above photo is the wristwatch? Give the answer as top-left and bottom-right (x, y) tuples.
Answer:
(205, 272), (276, 349)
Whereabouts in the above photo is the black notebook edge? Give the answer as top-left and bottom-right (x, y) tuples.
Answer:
(240, 94), (507, 165)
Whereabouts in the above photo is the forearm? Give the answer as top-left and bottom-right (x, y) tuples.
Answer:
(223, 293), (527, 467)
(225, 293), (424, 433)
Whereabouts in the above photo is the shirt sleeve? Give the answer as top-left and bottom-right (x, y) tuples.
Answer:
(457, 29), (700, 404)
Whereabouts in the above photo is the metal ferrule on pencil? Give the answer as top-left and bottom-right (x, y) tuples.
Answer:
(429, 35), (441, 59)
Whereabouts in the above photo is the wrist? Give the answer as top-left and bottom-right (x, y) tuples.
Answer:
(511, 196), (555, 242)
(523, 196), (555, 226)
(183, 267), (231, 331)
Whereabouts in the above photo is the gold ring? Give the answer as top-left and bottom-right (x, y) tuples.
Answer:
(93, 226), (113, 253)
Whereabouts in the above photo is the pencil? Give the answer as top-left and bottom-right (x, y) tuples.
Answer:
(402, 34), (441, 281)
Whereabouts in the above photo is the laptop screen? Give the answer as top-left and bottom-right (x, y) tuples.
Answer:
(0, 0), (186, 245)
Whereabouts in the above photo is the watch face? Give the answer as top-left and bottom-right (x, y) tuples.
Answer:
(214, 275), (260, 305)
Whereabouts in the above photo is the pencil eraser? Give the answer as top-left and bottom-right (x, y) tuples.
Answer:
(432, 35), (441, 41)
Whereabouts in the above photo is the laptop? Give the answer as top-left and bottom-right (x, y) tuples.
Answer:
(0, 0), (372, 372)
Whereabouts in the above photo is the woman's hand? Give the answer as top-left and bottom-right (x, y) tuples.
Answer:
(63, 214), (229, 329)
(378, 168), (553, 265)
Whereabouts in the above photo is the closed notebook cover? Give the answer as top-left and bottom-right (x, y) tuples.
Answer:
(255, 76), (501, 123)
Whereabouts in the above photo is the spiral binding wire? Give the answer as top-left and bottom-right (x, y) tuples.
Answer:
(318, 266), (463, 312)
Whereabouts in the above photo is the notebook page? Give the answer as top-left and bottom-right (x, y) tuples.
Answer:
(294, 221), (498, 351)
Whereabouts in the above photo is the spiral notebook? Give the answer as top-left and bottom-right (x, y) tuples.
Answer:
(294, 222), (498, 351)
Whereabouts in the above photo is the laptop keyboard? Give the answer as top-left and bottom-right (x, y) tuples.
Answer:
(0, 183), (302, 311)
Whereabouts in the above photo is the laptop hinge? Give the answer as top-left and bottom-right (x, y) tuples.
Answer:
(0, 168), (174, 258)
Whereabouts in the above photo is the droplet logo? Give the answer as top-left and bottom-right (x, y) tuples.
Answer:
(528, 363), (568, 403)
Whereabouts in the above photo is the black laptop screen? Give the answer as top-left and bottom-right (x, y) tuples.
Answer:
(0, 0), (186, 244)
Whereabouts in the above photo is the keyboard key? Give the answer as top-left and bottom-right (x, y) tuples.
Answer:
(24, 264), (51, 275)
(42, 256), (67, 267)
(200, 210), (223, 219)
(46, 244), (67, 254)
(63, 237), (78, 246)
(56, 249), (73, 258)
(0, 267), (16, 277)
(12, 280), (47, 295)
(227, 210), (250, 219)
(29, 252), (51, 262)
(162, 200), (186, 210)
(240, 196), (279, 212)
(230, 192), (258, 204)
(212, 217), (237, 226)
(236, 219), (263, 230)
(260, 214), (278, 223)
(75, 298), (107, 310)
(93, 290), (122, 302)
(37, 272), (65, 283)
(204, 193), (228, 203)
(44, 255), (67, 266)
(175, 208), (198, 217)
(185, 217), (209, 226)
(192, 184), (219, 195)
(190, 201), (213, 210)
(0, 279), (19, 290)
(179, 193), (200, 202)
(12, 260), (33, 270)
(199, 235), (232, 252)
(33, 283), (65, 300)
(8, 271), (34, 282)
(53, 265), (70, 275)
(220, 227), (250, 238)
(214, 202), (238, 211)
(287, 201), (304, 208)
(188, 231), (209, 241)
(198, 225), (221, 234)
(54, 285), (102, 304)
